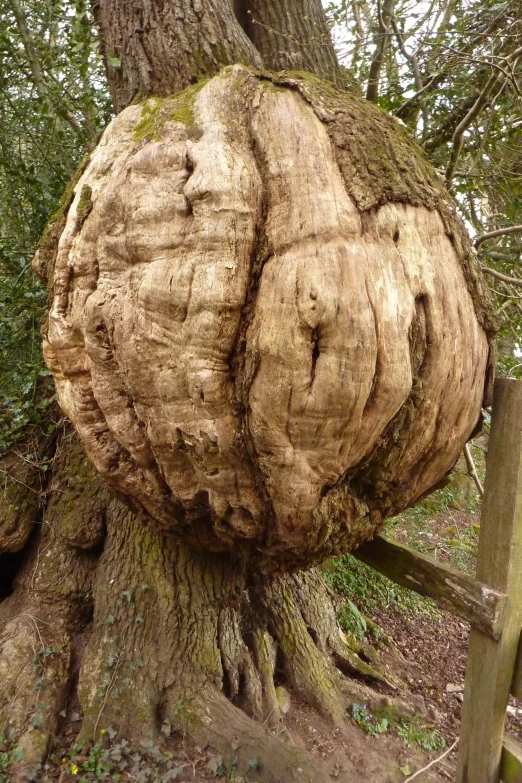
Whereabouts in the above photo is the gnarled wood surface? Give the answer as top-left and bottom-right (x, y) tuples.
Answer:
(37, 67), (494, 567)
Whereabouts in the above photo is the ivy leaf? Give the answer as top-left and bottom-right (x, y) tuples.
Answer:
(107, 56), (121, 68)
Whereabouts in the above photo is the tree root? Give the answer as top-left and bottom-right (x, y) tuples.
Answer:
(0, 612), (71, 782)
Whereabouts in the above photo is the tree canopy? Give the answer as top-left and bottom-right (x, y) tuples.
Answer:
(0, 0), (110, 449)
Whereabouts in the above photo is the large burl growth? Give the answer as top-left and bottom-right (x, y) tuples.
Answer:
(42, 68), (494, 567)
(2, 64), (497, 783)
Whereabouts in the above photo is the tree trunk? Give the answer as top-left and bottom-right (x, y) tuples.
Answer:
(1, 428), (408, 783)
(1, 1), (495, 779)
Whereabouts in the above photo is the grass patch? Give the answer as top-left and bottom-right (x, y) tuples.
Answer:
(325, 468), (484, 634)
(396, 716), (446, 751)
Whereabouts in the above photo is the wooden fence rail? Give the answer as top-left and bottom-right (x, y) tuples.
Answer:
(354, 535), (507, 639)
(352, 377), (522, 783)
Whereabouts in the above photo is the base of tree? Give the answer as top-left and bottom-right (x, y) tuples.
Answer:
(0, 435), (428, 783)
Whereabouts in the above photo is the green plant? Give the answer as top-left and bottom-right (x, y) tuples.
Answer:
(338, 599), (368, 640)
(396, 716), (446, 751)
(0, 734), (24, 783)
(351, 704), (389, 736)
(323, 553), (438, 618)
(0, 738), (8, 783)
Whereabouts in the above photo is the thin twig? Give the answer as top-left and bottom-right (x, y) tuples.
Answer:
(404, 738), (459, 782)
(463, 444), (484, 497)
(445, 46), (522, 184)
(92, 655), (123, 737)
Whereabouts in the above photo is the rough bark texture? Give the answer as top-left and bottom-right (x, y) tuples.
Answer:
(1, 430), (415, 783)
(36, 68), (495, 569)
(241, 0), (340, 83)
(92, 0), (341, 113)
(3, 5), (497, 776)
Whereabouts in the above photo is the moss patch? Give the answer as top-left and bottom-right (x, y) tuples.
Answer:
(75, 184), (93, 232)
(132, 80), (210, 142)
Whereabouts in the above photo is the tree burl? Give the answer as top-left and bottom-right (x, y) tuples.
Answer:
(41, 68), (494, 568)
(2, 7), (497, 775)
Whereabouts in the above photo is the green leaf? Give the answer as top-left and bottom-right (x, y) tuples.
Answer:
(107, 56), (121, 68)
(131, 656), (144, 670)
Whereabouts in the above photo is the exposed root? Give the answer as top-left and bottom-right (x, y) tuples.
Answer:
(262, 570), (423, 725)
(0, 535), (93, 782)
(168, 686), (328, 783)
(0, 433), (102, 780)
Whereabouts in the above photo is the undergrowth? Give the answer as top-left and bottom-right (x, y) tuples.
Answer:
(350, 705), (446, 752)
(325, 465), (484, 641)
(0, 730), (262, 783)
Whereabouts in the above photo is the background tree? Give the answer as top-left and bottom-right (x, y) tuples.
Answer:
(0, 1), (518, 781)
(0, 0), (110, 450)
(327, 0), (522, 370)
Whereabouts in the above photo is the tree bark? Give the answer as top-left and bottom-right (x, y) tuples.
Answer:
(1, 430), (406, 783)
(91, 0), (341, 112)
(242, 0), (340, 83)
(0, 2), (497, 779)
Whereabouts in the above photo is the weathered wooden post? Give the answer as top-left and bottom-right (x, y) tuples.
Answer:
(456, 378), (522, 783)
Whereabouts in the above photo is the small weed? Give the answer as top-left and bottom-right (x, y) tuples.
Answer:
(338, 599), (368, 640)
(351, 704), (389, 736)
(207, 753), (260, 782)
(0, 734), (23, 783)
(50, 732), (260, 783)
(396, 716), (446, 751)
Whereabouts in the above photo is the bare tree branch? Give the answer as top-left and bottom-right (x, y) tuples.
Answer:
(463, 444), (484, 498)
(475, 225), (522, 247)
(481, 266), (522, 286)
(445, 46), (522, 185)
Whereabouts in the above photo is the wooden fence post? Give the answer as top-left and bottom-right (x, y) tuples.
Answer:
(456, 378), (522, 783)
